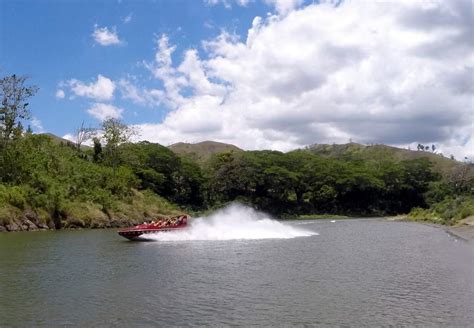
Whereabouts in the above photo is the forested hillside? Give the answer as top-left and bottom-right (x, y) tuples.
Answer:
(307, 143), (464, 178)
(1, 130), (472, 231)
(168, 141), (242, 163)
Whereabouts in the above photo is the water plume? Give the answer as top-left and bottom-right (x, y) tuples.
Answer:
(143, 203), (317, 241)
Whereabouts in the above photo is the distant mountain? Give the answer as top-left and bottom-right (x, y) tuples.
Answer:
(168, 141), (242, 162)
(306, 142), (470, 177)
(41, 133), (91, 150)
(40, 133), (470, 178)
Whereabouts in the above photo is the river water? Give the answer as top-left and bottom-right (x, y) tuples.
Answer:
(0, 207), (473, 327)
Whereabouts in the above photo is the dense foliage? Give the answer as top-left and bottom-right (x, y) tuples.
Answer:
(1, 131), (472, 229)
(206, 150), (448, 216)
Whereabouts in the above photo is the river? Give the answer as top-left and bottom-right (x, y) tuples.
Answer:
(0, 208), (473, 326)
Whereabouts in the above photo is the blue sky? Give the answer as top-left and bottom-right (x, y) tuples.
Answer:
(1, 0), (273, 133)
(1, 0), (472, 159)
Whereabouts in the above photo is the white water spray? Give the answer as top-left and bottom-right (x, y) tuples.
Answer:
(143, 204), (317, 241)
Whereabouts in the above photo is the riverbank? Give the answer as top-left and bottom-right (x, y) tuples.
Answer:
(446, 216), (474, 242)
(387, 214), (474, 242)
(3, 207), (474, 244)
(0, 190), (183, 232)
(0, 209), (136, 232)
(290, 214), (474, 242)
(290, 214), (350, 220)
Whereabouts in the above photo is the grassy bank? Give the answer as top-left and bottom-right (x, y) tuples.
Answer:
(0, 189), (182, 231)
(408, 196), (474, 225)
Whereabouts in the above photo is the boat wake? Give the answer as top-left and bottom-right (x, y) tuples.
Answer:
(142, 204), (317, 241)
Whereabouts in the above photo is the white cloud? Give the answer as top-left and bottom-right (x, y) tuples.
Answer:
(62, 133), (95, 147)
(118, 79), (164, 107)
(206, 0), (299, 14)
(143, 34), (188, 108)
(264, 0), (303, 15)
(205, 0), (251, 8)
(55, 89), (65, 99)
(68, 75), (116, 101)
(143, 34), (228, 107)
(123, 13), (133, 24)
(236, 0), (251, 5)
(92, 24), (123, 46)
(131, 1), (473, 160)
(30, 117), (45, 133)
(62, 133), (74, 142)
(87, 103), (123, 121)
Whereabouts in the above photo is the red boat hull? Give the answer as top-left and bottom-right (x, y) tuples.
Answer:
(118, 215), (189, 240)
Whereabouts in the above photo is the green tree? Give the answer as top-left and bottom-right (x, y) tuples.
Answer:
(120, 141), (180, 197)
(101, 118), (134, 173)
(0, 74), (38, 147)
(92, 137), (103, 162)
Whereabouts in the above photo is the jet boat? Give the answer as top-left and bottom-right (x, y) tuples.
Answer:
(118, 215), (189, 240)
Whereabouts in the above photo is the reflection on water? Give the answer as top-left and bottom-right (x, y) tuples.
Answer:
(0, 219), (472, 326)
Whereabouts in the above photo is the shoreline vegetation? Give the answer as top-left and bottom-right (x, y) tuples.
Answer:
(0, 132), (472, 233)
(3, 210), (473, 243)
(0, 75), (472, 233)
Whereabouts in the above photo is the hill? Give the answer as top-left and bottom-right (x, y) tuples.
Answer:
(305, 143), (470, 178)
(41, 133), (91, 150)
(168, 141), (242, 162)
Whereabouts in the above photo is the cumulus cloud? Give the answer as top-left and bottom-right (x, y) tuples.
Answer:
(30, 117), (45, 133)
(132, 1), (472, 159)
(55, 89), (65, 99)
(68, 75), (116, 101)
(87, 103), (123, 121)
(143, 34), (188, 108)
(264, 0), (304, 15)
(92, 25), (123, 46)
(118, 79), (164, 107)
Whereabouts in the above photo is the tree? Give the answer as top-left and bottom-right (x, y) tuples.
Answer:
(75, 121), (96, 151)
(92, 137), (103, 162)
(101, 118), (134, 173)
(119, 141), (181, 197)
(12, 122), (23, 140)
(26, 125), (33, 135)
(448, 163), (474, 194)
(0, 74), (38, 147)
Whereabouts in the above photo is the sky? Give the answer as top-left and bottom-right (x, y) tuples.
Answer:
(0, 0), (472, 160)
